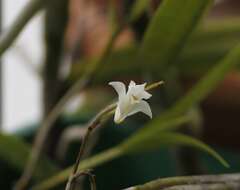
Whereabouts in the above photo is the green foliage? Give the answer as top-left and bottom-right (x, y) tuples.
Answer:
(5, 0), (240, 189)
(31, 116), (190, 190)
(32, 0), (239, 188)
(122, 131), (228, 168)
(120, 115), (191, 153)
(70, 17), (240, 84)
(168, 43), (240, 116)
(32, 114), (229, 189)
(120, 114), (228, 167)
(0, 133), (58, 181)
(137, 0), (212, 71)
(129, 0), (150, 22)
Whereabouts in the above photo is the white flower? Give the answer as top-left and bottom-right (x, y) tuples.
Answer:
(109, 81), (152, 124)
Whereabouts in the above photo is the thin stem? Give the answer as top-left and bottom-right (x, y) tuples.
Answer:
(123, 173), (240, 190)
(76, 171), (96, 190)
(65, 81), (163, 190)
(31, 81), (162, 190)
(67, 170), (96, 190)
(72, 128), (94, 175)
(15, 25), (123, 190)
(0, 0), (47, 56)
(65, 104), (116, 190)
(32, 147), (123, 190)
(145, 81), (164, 91)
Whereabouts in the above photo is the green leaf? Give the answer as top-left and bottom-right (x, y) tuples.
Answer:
(191, 18), (240, 44)
(70, 0), (213, 83)
(0, 133), (58, 181)
(137, 0), (212, 71)
(32, 146), (123, 190)
(119, 113), (227, 167)
(70, 45), (138, 83)
(70, 18), (240, 83)
(33, 114), (228, 190)
(108, 0), (120, 32)
(120, 115), (191, 153)
(32, 115), (189, 190)
(179, 18), (240, 76)
(122, 131), (229, 168)
(147, 42), (240, 135)
(169, 43), (240, 116)
(129, 0), (150, 22)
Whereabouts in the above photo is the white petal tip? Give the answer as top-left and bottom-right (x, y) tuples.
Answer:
(108, 81), (115, 86)
(114, 118), (124, 124)
(145, 111), (152, 119)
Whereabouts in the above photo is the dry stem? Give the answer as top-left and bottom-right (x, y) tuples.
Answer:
(124, 173), (240, 190)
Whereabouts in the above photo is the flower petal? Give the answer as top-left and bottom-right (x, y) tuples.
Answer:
(129, 80), (136, 88)
(128, 82), (152, 100)
(139, 100), (152, 118)
(111, 80), (153, 124)
(114, 105), (123, 124)
(109, 81), (126, 100)
(127, 100), (152, 119)
(138, 89), (152, 100)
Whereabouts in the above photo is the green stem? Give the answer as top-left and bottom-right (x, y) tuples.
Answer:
(65, 103), (116, 190)
(31, 80), (163, 190)
(0, 0), (47, 56)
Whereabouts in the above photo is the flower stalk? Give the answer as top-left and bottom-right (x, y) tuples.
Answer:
(65, 103), (116, 190)
(65, 81), (163, 190)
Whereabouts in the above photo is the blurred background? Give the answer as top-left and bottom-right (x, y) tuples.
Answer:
(1, 0), (240, 189)
(2, 0), (43, 131)
(2, 0), (240, 144)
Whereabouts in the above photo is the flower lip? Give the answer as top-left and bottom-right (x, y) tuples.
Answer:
(131, 94), (139, 102)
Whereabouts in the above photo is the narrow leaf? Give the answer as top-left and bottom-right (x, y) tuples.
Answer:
(129, 0), (149, 22)
(32, 147), (123, 190)
(70, 17), (240, 83)
(0, 133), (58, 181)
(122, 131), (228, 168)
(120, 115), (191, 152)
(137, 0), (212, 71)
(32, 116), (189, 190)
(169, 43), (240, 116)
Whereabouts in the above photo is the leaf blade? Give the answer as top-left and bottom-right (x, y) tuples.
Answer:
(129, 0), (149, 22)
(0, 133), (58, 181)
(137, 0), (212, 71)
(121, 130), (229, 168)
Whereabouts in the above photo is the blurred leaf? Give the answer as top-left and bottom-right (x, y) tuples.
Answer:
(32, 115), (190, 190)
(191, 18), (240, 44)
(119, 114), (228, 167)
(0, 133), (58, 181)
(137, 0), (212, 71)
(120, 115), (190, 153)
(32, 146), (123, 190)
(121, 131), (228, 167)
(70, 0), (212, 81)
(129, 0), (150, 22)
(180, 18), (240, 76)
(147, 42), (240, 132)
(33, 113), (228, 190)
(108, 1), (119, 32)
(168, 43), (240, 116)
(70, 18), (240, 82)
(69, 45), (138, 83)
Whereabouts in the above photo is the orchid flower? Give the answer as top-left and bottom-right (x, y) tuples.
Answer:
(109, 81), (152, 124)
